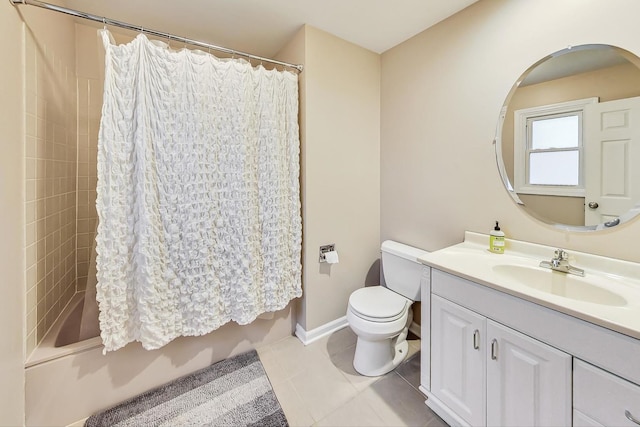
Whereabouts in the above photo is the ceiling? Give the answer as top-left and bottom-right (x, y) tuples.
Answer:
(56, 0), (478, 58)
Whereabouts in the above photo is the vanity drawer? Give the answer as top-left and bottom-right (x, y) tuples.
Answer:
(574, 359), (640, 426)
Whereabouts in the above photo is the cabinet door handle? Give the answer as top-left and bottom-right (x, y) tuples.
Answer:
(626, 410), (640, 425)
(490, 338), (498, 360)
(473, 329), (480, 350)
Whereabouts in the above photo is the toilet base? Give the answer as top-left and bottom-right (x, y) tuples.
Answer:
(353, 331), (409, 377)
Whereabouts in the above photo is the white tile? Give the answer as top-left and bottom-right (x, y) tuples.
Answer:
(269, 335), (332, 381)
(66, 417), (88, 427)
(328, 343), (380, 392)
(289, 355), (358, 422)
(265, 333), (443, 427)
(257, 343), (289, 386)
(425, 410), (449, 427)
(396, 351), (421, 392)
(361, 373), (436, 427)
(270, 379), (315, 427)
(314, 326), (358, 358)
(316, 394), (386, 427)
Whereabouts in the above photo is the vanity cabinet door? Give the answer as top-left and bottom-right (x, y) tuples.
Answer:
(574, 359), (640, 427)
(486, 320), (571, 427)
(431, 295), (486, 427)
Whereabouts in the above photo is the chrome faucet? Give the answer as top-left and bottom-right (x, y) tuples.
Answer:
(539, 249), (585, 277)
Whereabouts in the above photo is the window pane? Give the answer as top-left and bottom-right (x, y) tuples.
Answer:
(529, 151), (579, 186)
(531, 115), (579, 149)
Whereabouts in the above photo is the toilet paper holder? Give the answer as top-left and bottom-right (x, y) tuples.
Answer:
(319, 244), (336, 263)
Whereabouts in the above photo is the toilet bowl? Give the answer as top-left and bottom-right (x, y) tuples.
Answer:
(347, 286), (413, 376)
(346, 240), (427, 377)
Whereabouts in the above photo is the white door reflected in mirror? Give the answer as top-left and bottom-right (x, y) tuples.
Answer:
(584, 96), (640, 226)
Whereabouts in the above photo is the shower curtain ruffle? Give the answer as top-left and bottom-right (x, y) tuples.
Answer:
(95, 30), (302, 353)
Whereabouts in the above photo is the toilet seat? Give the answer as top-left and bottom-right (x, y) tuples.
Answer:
(348, 287), (409, 323)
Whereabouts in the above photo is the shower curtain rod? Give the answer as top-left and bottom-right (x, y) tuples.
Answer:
(10, 0), (304, 73)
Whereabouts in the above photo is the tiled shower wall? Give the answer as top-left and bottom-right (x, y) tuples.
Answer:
(75, 77), (101, 292)
(24, 18), (107, 355)
(24, 23), (78, 355)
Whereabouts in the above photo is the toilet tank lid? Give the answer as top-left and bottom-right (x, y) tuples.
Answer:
(381, 240), (428, 262)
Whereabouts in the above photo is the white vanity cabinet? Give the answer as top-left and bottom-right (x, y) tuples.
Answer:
(419, 233), (640, 427)
(430, 294), (571, 427)
(573, 359), (640, 427)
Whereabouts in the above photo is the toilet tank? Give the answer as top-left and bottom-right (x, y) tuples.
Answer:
(381, 240), (428, 301)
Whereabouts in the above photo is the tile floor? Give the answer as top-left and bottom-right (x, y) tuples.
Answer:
(67, 328), (446, 427)
(257, 327), (448, 427)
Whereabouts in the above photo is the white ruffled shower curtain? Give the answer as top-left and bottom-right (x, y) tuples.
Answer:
(95, 30), (302, 353)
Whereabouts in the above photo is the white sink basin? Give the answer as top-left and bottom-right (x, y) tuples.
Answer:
(492, 264), (628, 307)
(418, 232), (640, 339)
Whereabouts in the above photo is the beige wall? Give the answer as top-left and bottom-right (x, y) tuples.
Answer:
(381, 0), (640, 263)
(278, 26), (381, 331)
(23, 7), (78, 356)
(0, 1), (26, 425)
(518, 194), (586, 227)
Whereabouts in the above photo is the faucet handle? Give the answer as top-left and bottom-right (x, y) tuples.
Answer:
(554, 248), (568, 260)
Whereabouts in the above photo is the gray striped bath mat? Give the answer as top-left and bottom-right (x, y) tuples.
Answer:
(85, 349), (288, 426)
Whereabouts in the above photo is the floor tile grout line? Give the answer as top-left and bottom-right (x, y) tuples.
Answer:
(395, 367), (425, 396)
(282, 377), (317, 426)
(262, 335), (438, 427)
(295, 335), (374, 425)
(284, 362), (360, 425)
(405, 380), (426, 397)
(313, 391), (368, 427)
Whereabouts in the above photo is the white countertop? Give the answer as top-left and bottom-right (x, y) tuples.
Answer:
(418, 232), (640, 340)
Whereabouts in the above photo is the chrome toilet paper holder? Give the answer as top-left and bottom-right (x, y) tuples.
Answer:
(319, 244), (336, 262)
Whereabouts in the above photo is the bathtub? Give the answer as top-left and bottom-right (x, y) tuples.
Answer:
(25, 229), (296, 426)
(24, 294), (296, 427)
(25, 227), (298, 425)
(26, 291), (102, 368)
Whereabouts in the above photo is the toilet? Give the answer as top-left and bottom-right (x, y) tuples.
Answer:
(347, 240), (428, 377)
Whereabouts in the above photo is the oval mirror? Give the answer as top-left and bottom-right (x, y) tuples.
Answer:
(496, 44), (640, 231)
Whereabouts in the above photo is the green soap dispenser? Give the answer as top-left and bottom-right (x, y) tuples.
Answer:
(490, 221), (505, 254)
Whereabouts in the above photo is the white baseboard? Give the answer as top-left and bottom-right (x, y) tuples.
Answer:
(295, 316), (349, 346)
(424, 390), (471, 427)
(409, 321), (421, 338)
(296, 318), (420, 346)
